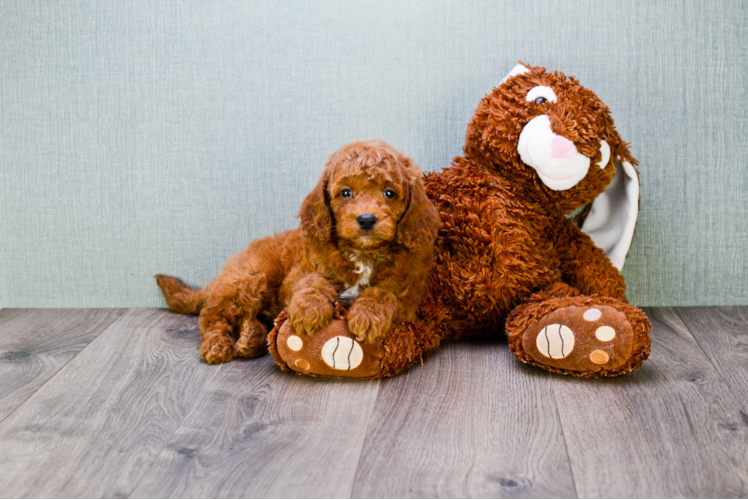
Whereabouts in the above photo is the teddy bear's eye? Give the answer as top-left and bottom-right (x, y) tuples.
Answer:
(526, 85), (558, 104)
(341, 188), (353, 198)
(383, 189), (396, 199)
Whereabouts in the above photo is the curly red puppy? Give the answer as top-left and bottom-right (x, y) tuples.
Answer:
(156, 140), (440, 364)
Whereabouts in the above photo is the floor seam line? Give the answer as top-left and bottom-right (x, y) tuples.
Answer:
(347, 379), (383, 499)
(549, 377), (580, 499)
(0, 308), (128, 427)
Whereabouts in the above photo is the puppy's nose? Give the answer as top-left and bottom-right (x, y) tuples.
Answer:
(356, 213), (377, 231)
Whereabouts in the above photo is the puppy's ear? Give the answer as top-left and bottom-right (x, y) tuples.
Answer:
(396, 174), (441, 252)
(299, 169), (335, 245)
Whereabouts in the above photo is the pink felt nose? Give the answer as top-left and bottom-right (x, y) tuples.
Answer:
(551, 135), (576, 160)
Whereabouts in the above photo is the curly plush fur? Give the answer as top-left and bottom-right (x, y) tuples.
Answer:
(381, 63), (651, 377)
(157, 140), (440, 364)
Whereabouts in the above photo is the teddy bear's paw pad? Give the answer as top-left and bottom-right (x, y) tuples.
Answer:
(523, 305), (634, 373)
(275, 319), (384, 378)
(321, 336), (364, 370)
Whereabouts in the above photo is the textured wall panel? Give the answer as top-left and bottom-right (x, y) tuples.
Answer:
(1, 0), (746, 307)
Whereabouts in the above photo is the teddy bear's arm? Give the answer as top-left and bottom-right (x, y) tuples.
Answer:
(551, 219), (628, 302)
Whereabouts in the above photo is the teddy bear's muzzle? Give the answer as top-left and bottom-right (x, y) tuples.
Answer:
(518, 115), (613, 192)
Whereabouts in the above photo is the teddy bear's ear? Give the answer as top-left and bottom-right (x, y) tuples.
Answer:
(580, 160), (640, 271)
(499, 63), (530, 85)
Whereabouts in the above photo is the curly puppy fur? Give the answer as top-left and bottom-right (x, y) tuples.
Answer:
(157, 140), (440, 364)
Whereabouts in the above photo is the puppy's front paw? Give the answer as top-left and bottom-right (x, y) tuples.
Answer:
(348, 302), (392, 343)
(200, 334), (238, 364)
(288, 294), (334, 335)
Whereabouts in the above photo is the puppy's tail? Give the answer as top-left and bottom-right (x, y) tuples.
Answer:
(155, 274), (206, 315)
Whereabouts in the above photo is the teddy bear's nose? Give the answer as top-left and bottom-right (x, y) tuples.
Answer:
(356, 213), (377, 230)
(551, 135), (577, 160)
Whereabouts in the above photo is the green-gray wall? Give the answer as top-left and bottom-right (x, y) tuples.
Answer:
(2, 0), (746, 307)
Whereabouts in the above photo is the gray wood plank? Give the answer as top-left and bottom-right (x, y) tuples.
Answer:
(351, 340), (576, 498)
(0, 308), (218, 498)
(131, 356), (382, 498)
(551, 307), (748, 498)
(0, 308), (126, 422)
(676, 306), (748, 407)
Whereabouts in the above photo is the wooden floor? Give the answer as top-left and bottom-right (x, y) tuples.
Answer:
(0, 307), (746, 498)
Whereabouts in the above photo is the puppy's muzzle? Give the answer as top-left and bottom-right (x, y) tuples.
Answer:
(356, 213), (377, 231)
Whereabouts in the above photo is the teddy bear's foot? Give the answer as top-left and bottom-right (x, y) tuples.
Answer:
(269, 308), (385, 379)
(507, 296), (650, 377)
(521, 305), (634, 373)
(269, 298), (448, 379)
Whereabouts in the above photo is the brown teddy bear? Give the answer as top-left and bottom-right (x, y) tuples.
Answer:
(270, 63), (651, 378)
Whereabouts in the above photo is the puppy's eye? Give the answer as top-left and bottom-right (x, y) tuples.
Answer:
(534, 97), (547, 104)
(340, 188), (353, 199)
(383, 189), (396, 199)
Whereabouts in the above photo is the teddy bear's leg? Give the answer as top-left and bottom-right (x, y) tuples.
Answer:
(505, 282), (651, 377)
(268, 297), (447, 379)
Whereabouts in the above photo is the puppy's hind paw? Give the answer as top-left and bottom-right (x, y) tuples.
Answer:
(236, 319), (268, 358)
(200, 334), (238, 364)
